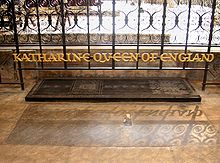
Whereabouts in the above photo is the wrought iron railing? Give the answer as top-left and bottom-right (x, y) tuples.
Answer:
(0, 0), (219, 90)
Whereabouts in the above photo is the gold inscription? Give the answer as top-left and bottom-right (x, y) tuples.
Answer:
(12, 52), (215, 63)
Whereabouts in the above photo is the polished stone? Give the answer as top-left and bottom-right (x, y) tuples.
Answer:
(25, 78), (201, 102)
(0, 81), (219, 162)
(6, 104), (217, 147)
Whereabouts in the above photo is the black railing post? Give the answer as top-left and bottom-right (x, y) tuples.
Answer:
(160, 0), (167, 69)
(87, 0), (91, 69)
(112, 0), (116, 69)
(36, 0), (44, 69)
(136, 0), (141, 69)
(183, 0), (192, 69)
(202, 0), (217, 91)
(60, 0), (67, 69)
(11, 0), (24, 90)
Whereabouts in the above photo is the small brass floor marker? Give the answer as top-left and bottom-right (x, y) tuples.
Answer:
(123, 113), (132, 126)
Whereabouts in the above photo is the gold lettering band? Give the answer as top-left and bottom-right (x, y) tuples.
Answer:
(12, 52), (215, 63)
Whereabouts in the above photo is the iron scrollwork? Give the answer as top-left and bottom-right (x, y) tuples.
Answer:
(0, 0), (219, 45)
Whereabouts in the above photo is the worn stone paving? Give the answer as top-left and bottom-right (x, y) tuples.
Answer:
(0, 81), (219, 162)
(5, 104), (217, 147)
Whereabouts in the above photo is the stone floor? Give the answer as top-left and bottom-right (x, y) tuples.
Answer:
(0, 80), (219, 162)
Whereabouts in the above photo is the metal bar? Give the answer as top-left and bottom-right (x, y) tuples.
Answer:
(60, 0), (67, 69)
(204, 83), (220, 85)
(183, 0), (192, 69)
(160, 0), (167, 69)
(86, 0), (91, 69)
(1, 44), (220, 47)
(112, 0), (116, 69)
(0, 82), (21, 84)
(18, 67), (207, 71)
(136, 0), (141, 69)
(11, 0), (24, 90)
(202, 0), (217, 91)
(36, 0), (43, 69)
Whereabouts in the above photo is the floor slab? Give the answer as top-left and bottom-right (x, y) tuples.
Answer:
(0, 81), (219, 162)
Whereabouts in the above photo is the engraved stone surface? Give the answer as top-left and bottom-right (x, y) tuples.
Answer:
(72, 80), (101, 95)
(35, 79), (74, 95)
(25, 78), (201, 102)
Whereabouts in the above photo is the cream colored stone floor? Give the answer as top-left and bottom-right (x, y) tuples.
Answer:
(0, 81), (219, 163)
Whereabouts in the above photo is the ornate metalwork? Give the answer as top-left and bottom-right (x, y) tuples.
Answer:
(0, 0), (219, 45)
(0, 0), (219, 90)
